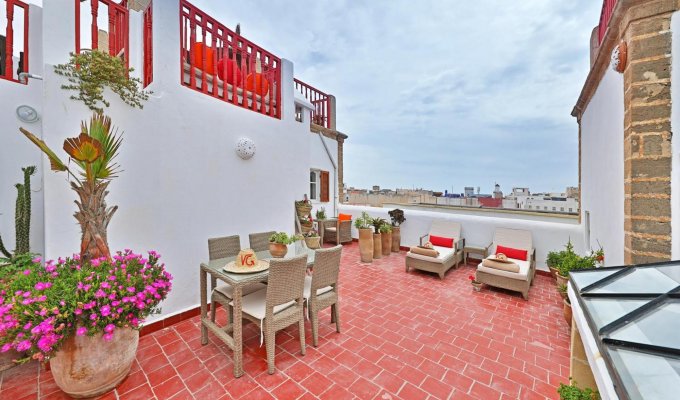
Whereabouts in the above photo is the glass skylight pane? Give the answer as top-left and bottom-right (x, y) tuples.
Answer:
(609, 348), (680, 400)
(590, 268), (678, 294)
(583, 298), (649, 328)
(571, 268), (621, 290)
(609, 302), (680, 349)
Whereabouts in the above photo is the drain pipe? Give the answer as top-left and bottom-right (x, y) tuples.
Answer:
(316, 131), (338, 216)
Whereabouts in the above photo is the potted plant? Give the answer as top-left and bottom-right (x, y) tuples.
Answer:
(469, 275), (482, 292)
(315, 207), (327, 221)
(303, 229), (321, 250)
(370, 217), (387, 259)
(557, 381), (600, 400)
(268, 232), (300, 258)
(379, 223), (392, 256)
(354, 212), (373, 263)
(546, 250), (562, 280)
(557, 283), (568, 301)
(388, 209), (405, 252)
(6, 113), (173, 398)
(555, 240), (577, 286)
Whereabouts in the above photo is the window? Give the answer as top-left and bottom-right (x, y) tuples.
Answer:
(552, 207), (556, 211)
(295, 104), (303, 122)
(560, 207), (564, 212)
(569, 208), (573, 212)
(527, 206), (531, 209)
(310, 170), (318, 200)
(544, 206), (548, 210)
(309, 169), (329, 202)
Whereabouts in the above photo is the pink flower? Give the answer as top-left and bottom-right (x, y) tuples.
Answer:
(16, 340), (31, 352)
(100, 305), (111, 317)
(104, 324), (115, 334)
(23, 270), (31, 275)
(126, 287), (136, 293)
(76, 327), (87, 336)
(103, 333), (113, 341)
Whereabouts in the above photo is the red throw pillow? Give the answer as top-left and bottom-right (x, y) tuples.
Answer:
(496, 245), (528, 261)
(430, 235), (454, 248)
(338, 213), (352, 221)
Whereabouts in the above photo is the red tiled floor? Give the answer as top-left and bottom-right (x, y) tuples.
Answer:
(0, 242), (569, 399)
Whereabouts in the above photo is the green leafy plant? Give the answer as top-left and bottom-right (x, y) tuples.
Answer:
(370, 217), (387, 234)
(269, 232), (301, 245)
(546, 250), (563, 268)
(0, 166), (36, 261)
(388, 208), (406, 227)
(315, 207), (327, 220)
(303, 229), (319, 238)
(354, 212), (372, 230)
(378, 223), (392, 234)
(557, 381), (600, 400)
(54, 51), (150, 113)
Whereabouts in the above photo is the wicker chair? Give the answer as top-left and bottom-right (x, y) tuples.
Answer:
(249, 231), (276, 252)
(405, 220), (465, 279)
(208, 236), (266, 323)
(475, 228), (536, 300)
(321, 219), (352, 245)
(236, 254), (308, 374)
(304, 245), (342, 347)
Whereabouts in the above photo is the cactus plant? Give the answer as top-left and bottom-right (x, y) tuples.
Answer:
(0, 166), (36, 259)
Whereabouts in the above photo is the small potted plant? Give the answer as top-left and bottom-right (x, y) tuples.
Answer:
(557, 283), (568, 301)
(469, 275), (482, 292)
(268, 232), (300, 258)
(388, 209), (405, 252)
(593, 243), (605, 268)
(315, 207), (327, 221)
(370, 217), (387, 259)
(379, 223), (392, 256)
(546, 250), (562, 280)
(354, 212), (373, 263)
(304, 229), (321, 250)
(557, 381), (600, 400)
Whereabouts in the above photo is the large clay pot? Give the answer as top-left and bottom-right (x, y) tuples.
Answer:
(373, 233), (382, 259)
(549, 266), (559, 280)
(391, 226), (401, 252)
(51, 328), (139, 398)
(0, 350), (23, 372)
(563, 299), (572, 327)
(381, 232), (392, 256)
(556, 273), (568, 287)
(269, 243), (288, 258)
(359, 228), (373, 263)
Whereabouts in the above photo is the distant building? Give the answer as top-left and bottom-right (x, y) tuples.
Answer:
(464, 187), (475, 197)
(493, 183), (503, 199)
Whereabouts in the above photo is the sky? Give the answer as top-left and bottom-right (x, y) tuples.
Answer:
(30, 0), (602, 195)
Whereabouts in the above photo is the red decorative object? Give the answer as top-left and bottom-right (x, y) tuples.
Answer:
(143, 2), (153, 87)
(294, 79), (331, 129)
(612, 41), (627, 73)
(217, 58), (242, 85)
(338, 213), (352, 221)
(430, 235), (454, 248)
(192, 42), (215, 75)
(1, 0), (30, 84)
(496, 245), (528, 261)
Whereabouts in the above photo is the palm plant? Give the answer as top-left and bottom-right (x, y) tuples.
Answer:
(20, 113), (122, 262)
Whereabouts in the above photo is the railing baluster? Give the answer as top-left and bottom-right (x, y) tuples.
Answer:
(5, 0), (14, 80)
(91, 0), (99, 50)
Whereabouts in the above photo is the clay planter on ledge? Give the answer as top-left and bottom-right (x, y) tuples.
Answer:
(269, 243), (288, 258)
(373, 233), (382, 259)
(358, 228), (373, 263)
(555, 273), (568, 287)
(51, 328), (139, 398)
(549, 265), (559, 280)
(391, 226), (401, 252)
(563, 299), (572, 327)
(381, 232), (392, 256)
(471, 281), (483, 292)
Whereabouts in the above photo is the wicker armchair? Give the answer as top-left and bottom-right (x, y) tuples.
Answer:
(208, 236), (266, 323)
(249, 231), (275, 252)
(304, 245), (342, 347)
(321, 218), (352, 245)
(236, 254), (308, 374)
(476, 228), (536, 300)
(405, 220), (464, 279)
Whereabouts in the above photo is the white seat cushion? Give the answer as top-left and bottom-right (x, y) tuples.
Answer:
(230, 288), (296, 320)
(406, 245), (456, 264)
(325, 227), (337, 232)
(303, 275), (333, 301)
(477, 256), (530, 281)
(214, 282), (267, 299)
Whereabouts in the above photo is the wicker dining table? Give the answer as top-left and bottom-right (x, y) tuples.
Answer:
(199, 243), (316, 378)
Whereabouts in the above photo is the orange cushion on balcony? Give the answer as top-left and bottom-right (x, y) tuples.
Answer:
(217, 58), (242, 85)
(430, 235), (454, 248)
(338, 213), (352, 221)
(192, 42), (215, 75)
(496, 245), (528, 261)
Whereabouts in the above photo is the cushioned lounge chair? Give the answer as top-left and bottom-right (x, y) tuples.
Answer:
(405, 220), (464, 279)
(476, 227), (536, 300)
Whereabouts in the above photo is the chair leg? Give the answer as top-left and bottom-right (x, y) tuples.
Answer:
(299, 314), (307, 355)
(228, 304), (233, 324)
(265, 324), (276, 374)
(310, 308), (319, 347)
(332, 303), (341, 333)
(210, 299), (217, 322)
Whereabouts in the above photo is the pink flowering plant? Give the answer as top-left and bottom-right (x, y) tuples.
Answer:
(0, 249), (172, 362)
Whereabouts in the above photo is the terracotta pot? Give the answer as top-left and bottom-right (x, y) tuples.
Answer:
(0, 350), (23, 372)
(549, 266), (559, 280)
(558, 290), (568, 301)
(563, 299), (572, 327)
(373, 233), (382, 259)
(555, 273), (568, 287)
(359, 228), (373, 263)
(391, 226), (401, 252)
(381, 232), (392, 256)
(304, 236), (320, 249)
(51, 328), (139, 398)
(269, 243), (288, 258)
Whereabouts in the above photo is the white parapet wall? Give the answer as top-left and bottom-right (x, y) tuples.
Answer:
(339, 204), (586, 271)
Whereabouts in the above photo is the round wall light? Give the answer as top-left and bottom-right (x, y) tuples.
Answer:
(16, 105), (40, 123)
(235, 137), (256, 160)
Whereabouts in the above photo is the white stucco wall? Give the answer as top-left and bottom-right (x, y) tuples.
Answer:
(309, 133), (338, 217)
(2, 0), (336, 323)
(0, 5), (45, 257)
(339, 204), (585, 271)
(671, 12), (680, 259)
(579, 67), (625, 266)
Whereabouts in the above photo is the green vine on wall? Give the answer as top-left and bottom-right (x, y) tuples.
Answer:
(54, 51), (150, 113)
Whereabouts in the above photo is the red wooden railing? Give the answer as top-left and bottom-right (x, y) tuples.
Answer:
(143, 1), (152, 87)
(598, 0), (618, 44)
(1, 0), (29, 83)
(294, 79), (331, 129)
(74, 0), (129, 69)
(179, 0), (281, 119)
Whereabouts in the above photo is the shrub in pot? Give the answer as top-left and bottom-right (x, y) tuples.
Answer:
(388, 209), (405, 252)
(379, 223), (392, 256)
(269, 232), (300, 258)
(354, 212), (373, 263)
(315, 207), (327, 221)
(8, 113), (173, 397)
(370, 217), (387, 259)
(557, 381), (600, 400)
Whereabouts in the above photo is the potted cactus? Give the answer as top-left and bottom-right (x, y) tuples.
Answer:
(370, 217), (387, 259)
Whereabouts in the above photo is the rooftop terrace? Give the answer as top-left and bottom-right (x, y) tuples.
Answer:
(0, 243), (569, 400)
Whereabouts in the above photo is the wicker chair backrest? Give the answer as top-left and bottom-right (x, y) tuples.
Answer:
(311, 245), (342, 293)
(266, 254), (308, 311)
(208, 235), (241, 260)
(249, 231), (276, 252)
(491, 228), (533, 254)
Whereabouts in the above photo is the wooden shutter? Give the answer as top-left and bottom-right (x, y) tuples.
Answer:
(320, 170), (330, 202)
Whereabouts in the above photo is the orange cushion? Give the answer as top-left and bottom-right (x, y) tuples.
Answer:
(338, 213), (352, 221)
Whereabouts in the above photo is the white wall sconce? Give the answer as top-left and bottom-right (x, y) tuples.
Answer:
(235, 137), (256, 160)
(16, 105), (40, 123)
